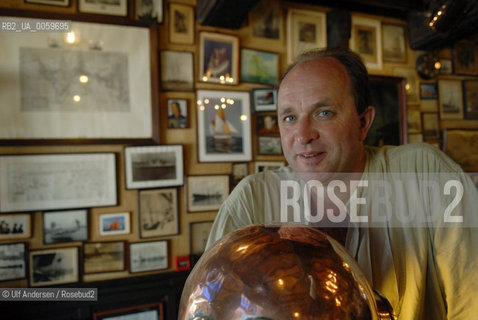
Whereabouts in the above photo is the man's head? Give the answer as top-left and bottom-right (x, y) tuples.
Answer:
(277, 48), (375, 176)
(170, 101), (181, 117)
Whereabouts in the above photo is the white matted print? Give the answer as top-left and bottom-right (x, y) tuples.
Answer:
(350, 16), (382, 70)
(130, 241), (168, 273)
(99, 212), (130, 236)
(43, 209), (88, 244)
(139, 188), (178, 238)
(0, 213), (31, 240)
(79, 0), (127, 16)
(187, 175), (229, 212)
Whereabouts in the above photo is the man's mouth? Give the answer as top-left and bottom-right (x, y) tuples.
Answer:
(299, 152), (324, 159)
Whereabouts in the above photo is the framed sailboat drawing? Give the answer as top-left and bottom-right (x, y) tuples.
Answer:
(196, 90), (252, 162)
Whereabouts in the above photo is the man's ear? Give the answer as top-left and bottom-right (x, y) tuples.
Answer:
(359, 106), (375, 141)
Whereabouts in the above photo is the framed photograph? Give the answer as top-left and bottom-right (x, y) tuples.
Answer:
(160, 50), (194, 92)
(199, 32), (239, 85)
(350, 16), (382, 70)
(29, 247), (79, 287)
(99, 212), (130, 236)
(249, 0), (283, 44)
(124, 145), (183, 189)
(139, 188), (178, 238)
(136, 0), (163, 23)
(420, 82), (438, 100)
(393, 67), (419, 104)
(167, 99), (188, 128)
(287, 9), (326, 64)
(196, 90), (252, 162)
(43, 209), (88, 245)
(0, 242), (27, 282)
(438, 80), (464, 120)
(0, 153), (116, 213)
(240, 48), (279, 85)
(189, 221), (213, 255)
(453, 40), (478, 75)
(94, 302), (164, 320)
(254, 161), (285, 173)
(257, 114), (279, 135)
(439, 59), (453, 75)
(231, 163), (248, 190)
(422, 112), (440, 140)
(407, 109), (422, 133)
(258, 136), (282, 155)
(251, 88), (278, 113)
(79, 0), (127, 16)
(443, 130), (478, 172)
(0, 18), (157, 143)
(382, 23), (407, 63)
(169, 2), (194, 44)
(83, 241), (125, 274)
(24, 0), (69, 6)
(0, 213), (31, 240)
(187, 175), (229, 212)
(129, 241), (168, 273)
(464, 80), (478, 120)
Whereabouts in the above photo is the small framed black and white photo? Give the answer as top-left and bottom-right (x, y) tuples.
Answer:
(83, 241), (126, 274)
(29, 247), (79, 287)
(0, 213), (31, 240)
(139, 188), (178, 238)
(0, 242), (27, 282)
(43, 209), (88, 245)
(187, 175), (229, 212)
(129, 241), (168, 273)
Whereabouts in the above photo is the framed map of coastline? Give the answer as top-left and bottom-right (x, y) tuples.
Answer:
(0, 17), (159, 144)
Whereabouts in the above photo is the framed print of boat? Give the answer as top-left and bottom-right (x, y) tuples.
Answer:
(438, 80), (464, 120)
(196, 90), (252, 162)
(187, 175), (229, 212)
(43, 209), (88, 245)
(139, 188), (178, 238)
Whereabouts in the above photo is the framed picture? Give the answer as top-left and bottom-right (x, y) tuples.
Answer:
(94, 302), (164, 320)
(124, 145), (183, 189)
(43, 209), (88, 245)
(249, 0), (283, 44)
(139, 188), (178, 238)
(129, 241), (168, 273)
(464, 80), (478, 120)
(251, 88), (278, 113)
(199, 32), (239, 85)
(169, 2), (194, 44)
(231, 163), (248, 190)
(0, 153), (117, 213)
(407, 109), (422, 133)
(350, 16), (382, 70)
(393, 67), (419, 104)
(420, 82), (438, 100)
(24, 0), (69, 6)
(408, 133), (423, 143)
(453, 39), (478, 75)
(167, 99), (188, 128)
(0, 213), (31, 240)
(0, 242), (27, 282)
(254, 161), (285, 173)
(443, 130), (478, 172)
(439, 59), (453, 75)
(29, 247), (79, 287)
(189, 221), (213, 255)
(136, 0), (163, 23)
(79, 0), (127, 16)
(187, 175), (229, 212)
(0, 18), (158, 143)
(196, 90), (252, 162)
(240, 48), (279, 85)
(422, 112), (440, 140)
(83, 241), (125, 274)
(257, 115), (279, 135)
(438, 80), (464, 120)
(382, 23), (407, 63)
(160, 50), (194, 91)
(99, 212), (130, 236)
(258, 136), (282, 155)
(286, 9), (326, 64)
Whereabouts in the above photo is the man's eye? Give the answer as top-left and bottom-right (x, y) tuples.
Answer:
(318, 110), (333, 117)
(283, 115), (296, 122)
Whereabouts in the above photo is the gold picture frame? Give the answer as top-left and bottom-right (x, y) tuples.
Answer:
(350, 16), (382, 70)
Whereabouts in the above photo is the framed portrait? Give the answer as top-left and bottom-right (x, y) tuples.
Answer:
(258, 136), (282, 155)
(124, 145), (183, 189)
(199, 32), (239, 85)
(167, 99), (188, 129)
(94, 302), (164, 320)
(99, 212), (130, 236)
(160, 50), (194, 91)
(83, 241), (125, 274)
(196, 90), (252, 162)
(29, 247), (79, 287)
(453, 39), (478, 75)
(43, 209), (88, 245)
(422, 112), (440, 140)
(136, 0), (163, 23)
(438, 80), (464, 120)
(240, 48), (279, 85)
(169, 2), (194, 44)
(0, 213), (31, 240)
(79, 0), (127, 16)
(420, 82), (438, 100)
(254, 161), (285, 173)
(24, 0), (69, 6)
(129, 241), (168, 273)
(187, 175), (229, 212)
(286, 9), (326, 64)
(257, 114), (279, 136)
(249, 0), (283, 44)
(382, 23), (407, 63)
(139, 188), (178, 238)
(443, 130), (478, 172)
(407, 109), (422, 133)
(0, 242), (27, 282)
(189, 221), (213, 255)
(251, 88), (278, 113)
(464, 80), (478, 120)
(350, 16), (382, 70)
(393, 67), (419, 104)
(231, 163), (248, 190)
(439, 59), (453, 75)
(0, 18), (158, 143)
(0, 153), (117, 213)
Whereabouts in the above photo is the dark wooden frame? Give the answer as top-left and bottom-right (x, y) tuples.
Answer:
(94, 302), (164, 320)
(83, 241), (126, 274)
(0, 242), (27, 282)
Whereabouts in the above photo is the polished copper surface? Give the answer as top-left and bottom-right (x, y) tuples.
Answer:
(179, 225), (391, 320)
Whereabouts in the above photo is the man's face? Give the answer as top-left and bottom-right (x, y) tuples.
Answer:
(278, 57), (373, 177)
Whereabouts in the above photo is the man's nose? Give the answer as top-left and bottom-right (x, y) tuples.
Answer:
(296, 117), (319, 145)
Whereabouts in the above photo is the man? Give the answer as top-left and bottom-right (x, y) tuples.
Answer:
(206, 48), (478, 319)
(168, 101), (187, 128)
